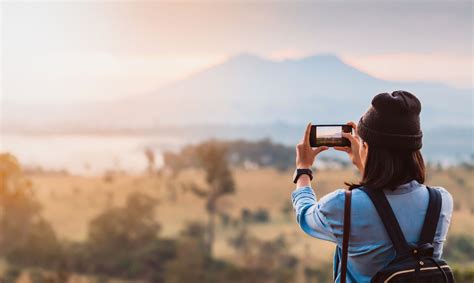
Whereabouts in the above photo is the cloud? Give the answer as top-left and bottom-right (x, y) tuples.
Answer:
(3, 52), (224, 104)
(342, 53), (473, 88)
(2, 1), (472, 105)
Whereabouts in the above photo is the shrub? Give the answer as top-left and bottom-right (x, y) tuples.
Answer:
(452, 265), (474, 283)
(85, 192), (162, 277)
(0, 153), (62, 269)
(2, 266), (22, 283)
(252, 208), (271, 223)
(241, 208), (271, 224)
(444, 234), (474, 262)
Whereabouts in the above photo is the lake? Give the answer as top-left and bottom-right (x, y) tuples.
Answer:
(1, 134), (187, 175)
(1, 131), (470, 175)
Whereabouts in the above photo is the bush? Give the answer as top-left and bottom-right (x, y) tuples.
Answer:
(228, 228), (298, 283)
(0, 153), (62, 269)
(452, 265), (474, 283)
(252, 208), (271, 223)
(83, 192), (164, 278)
(241, 208), (271, 224)
(6, 218), (62, 268)
(304, 263), (333, 283)
(2, 266), (22, 283)
(444, 234), (474, 262)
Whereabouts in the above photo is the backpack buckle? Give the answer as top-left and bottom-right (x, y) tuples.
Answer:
(411, 243), (434, 258)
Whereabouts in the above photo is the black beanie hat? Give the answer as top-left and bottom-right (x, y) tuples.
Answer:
(357, 90), (423, 150)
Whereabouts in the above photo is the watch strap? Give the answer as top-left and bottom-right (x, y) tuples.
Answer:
(293, 168), (313, 184)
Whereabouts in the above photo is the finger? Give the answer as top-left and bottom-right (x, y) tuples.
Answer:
(342, 132), (358, 144)
(312, 146), (329, 155)
(347, 121), (358, 136)
(303, 122), (312, 145)
(334, 146), (351, 153)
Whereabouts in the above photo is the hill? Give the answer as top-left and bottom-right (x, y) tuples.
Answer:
(5, 53), (473, 130)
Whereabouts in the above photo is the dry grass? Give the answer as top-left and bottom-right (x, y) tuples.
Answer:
(28, 166), (473, 263)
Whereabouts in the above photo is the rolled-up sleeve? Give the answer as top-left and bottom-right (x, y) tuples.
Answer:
(291, 186), (344, 243)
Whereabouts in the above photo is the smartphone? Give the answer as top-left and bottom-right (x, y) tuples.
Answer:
(309, 124), (353, 147)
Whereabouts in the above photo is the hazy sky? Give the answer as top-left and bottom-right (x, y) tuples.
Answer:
(2, 1), (473, 104)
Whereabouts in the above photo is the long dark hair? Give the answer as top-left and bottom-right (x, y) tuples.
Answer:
(345, 145), (425, 191)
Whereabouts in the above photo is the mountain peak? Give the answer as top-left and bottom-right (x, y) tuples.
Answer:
(232, 52), (261, 60)
(225, 53), (271, 65)
(297, 53), (344, 64)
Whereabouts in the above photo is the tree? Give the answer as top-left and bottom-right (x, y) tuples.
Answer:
(144, 148), (156, 174)
(228, 227), (299, 283)
(1, 266), (22, 283)
(185, 141), (235, 257)
(86, 192), (161, 275)
(0, 153), (61, 267)
(165, 222), (248, 283)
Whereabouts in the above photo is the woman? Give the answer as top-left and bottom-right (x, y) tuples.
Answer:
(291, 91), (453, 282)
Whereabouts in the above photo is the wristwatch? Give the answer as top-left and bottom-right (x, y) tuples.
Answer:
(292, 168), (313, 184)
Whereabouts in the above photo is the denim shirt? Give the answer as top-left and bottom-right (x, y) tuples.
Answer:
(291, 180), (453, 283)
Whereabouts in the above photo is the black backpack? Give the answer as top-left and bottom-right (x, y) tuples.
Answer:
(339, 186), (455, 283)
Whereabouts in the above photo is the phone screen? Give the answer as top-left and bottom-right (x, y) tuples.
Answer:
(309, 125), (352, 147)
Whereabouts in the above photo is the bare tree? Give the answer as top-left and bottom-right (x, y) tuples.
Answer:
(144, 148), (156, 175)
(186, 141), (235, 257)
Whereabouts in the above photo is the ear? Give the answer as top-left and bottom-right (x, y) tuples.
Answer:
(363, 141), (369, 149)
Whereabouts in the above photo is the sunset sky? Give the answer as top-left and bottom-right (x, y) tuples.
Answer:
(2, 1), (472, 104)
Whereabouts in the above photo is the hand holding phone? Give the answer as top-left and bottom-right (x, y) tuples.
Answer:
(295, 123), (329, 169)
(332, 121), (364, 173)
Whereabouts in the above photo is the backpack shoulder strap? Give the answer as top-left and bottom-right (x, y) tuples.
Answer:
(419, 186), (442, 245)
(340, 190), (352, 283)
(360, 187), (411, 255)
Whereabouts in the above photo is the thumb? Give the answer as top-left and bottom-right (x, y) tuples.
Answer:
(342, 132), (357, 144)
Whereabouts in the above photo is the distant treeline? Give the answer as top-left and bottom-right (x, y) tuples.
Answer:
(163, 138), (474, 174)
(163, 138), (350, 172)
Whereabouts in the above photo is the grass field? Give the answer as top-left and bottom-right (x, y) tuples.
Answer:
(28, 166), (474, 267)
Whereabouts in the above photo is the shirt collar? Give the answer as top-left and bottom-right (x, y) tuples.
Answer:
(383, 179), (422, 195)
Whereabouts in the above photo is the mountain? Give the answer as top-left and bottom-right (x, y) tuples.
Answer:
(3, 53), (473, 163)
(100, 52), (474, 128)
(4, 53), (473, 131)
